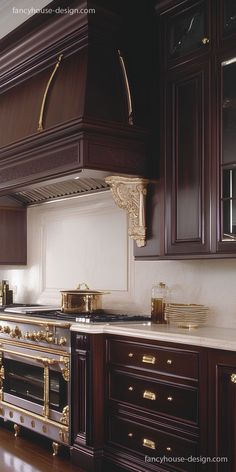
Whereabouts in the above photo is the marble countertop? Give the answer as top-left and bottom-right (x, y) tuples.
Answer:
(70, 322), (236, 351)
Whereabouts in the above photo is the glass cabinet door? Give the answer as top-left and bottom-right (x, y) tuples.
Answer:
(221, 57), (236, 241)
(167, 1), (209, 61)
(223, 0), (236, 36)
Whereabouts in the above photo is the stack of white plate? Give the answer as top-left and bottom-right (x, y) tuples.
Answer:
(165, 303), (209, 328)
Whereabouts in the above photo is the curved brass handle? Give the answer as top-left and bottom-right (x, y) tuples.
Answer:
(231, 373), (236, 383)
(38, 53), (63, 132)
(77, 283), (90, 290)
(201, 37), (210, 45)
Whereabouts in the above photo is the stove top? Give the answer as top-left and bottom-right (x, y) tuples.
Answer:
(2, 306), (151, 323)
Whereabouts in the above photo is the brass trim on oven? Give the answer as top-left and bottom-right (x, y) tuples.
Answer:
(0, 315), (71, 328)
(0, 347), (59, 364)
(0, 339), (68, 356)
(0, 400), (69, 431)
(43, 365), (50, 418)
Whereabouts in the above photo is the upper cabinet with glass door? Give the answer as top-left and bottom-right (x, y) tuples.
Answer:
(219, 57), (236, 250)
(165, 0), (210, 67)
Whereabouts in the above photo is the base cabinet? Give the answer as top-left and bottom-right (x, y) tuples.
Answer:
(104, 336), (207, 472)
(71, 332), (236, 472)
(208, 350), (236, 471)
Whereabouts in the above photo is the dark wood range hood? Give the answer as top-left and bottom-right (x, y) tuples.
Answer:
(0, 0), (152, 198)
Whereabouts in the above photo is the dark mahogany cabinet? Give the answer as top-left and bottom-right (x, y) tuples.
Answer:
(208, 349), (236, 471)
(135, 0), (236, 259)
(0, 205), (26, 265)
(104, 336), (207, 472)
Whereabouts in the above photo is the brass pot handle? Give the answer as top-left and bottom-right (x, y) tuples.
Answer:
(77, 283), (90, 290)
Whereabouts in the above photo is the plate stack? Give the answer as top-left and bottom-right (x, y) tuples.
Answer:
(165, 303), (209, 328)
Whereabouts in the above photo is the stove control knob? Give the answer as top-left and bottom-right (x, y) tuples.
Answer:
(24, 331), (30, 340)
(59, 337), (67, 346)
(36, 331), (46, 341)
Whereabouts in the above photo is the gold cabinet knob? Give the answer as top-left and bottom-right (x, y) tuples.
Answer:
(167, 396), (173, 402)
(128, 386), (134, 391)
(167, 359), (173, 365)
(128, 353), (134, 358)
(128, 432), (133, 438)
(166, 446), (172, 453)
(231, 373), (236, 383)
(201, 37), (210, 45)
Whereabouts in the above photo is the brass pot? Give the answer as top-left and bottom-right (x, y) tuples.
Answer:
(60, 283), (108, 314)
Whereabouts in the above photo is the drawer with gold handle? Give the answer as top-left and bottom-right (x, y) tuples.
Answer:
(108, 339), (199, 380)
(110, 372), (198, 423)
(109, 415), (198, 466)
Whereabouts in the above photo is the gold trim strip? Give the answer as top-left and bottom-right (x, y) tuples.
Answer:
(38, 54), (63, 132)
(0, 347), (69, 365)
(0, 339), (68, 356)
(0, 315), (71, 328)
(43, 365), (50, 418)
(0, 400), (68, 430)
(118, 50), (133, 125)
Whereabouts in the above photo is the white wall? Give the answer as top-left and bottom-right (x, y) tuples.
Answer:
(1, 191), (236, 327)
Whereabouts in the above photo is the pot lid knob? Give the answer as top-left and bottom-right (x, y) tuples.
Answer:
(77, 283), (90, 290)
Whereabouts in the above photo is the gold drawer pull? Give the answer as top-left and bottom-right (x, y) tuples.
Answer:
(128, 432), (133, 438)
(231, 374), (236, 383)
(143, 438), (156, 450)
(167, 359), (173, 365)
(128, 386), (134, 391)
(128, 353), (134, 358)
(142, 355), (156, 365)
(143, 390), (156, 401)
(167, 396), (173, 402)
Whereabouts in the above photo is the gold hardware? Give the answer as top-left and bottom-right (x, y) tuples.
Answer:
(1, 400), (69, 431)
(60, 356), (70, 382)
(166, 447), (172, 452)
(143, 390), (156, 401)
(231, 373), (236, 383)
(128, 433), (133, 438)
(118, 50), (133, 125)
(9, 411), (13, 418)
(10, 326), (22, 339)
(201, 37), (210, 45)
(128, 352), (134, 358)
(0, 407), (4, 416)
(142, 355), (156, 365)
(59, 429), (68, 443)
(60, 406), (69, 426)
(167, 359), (173, 365)
(0, 314), (71, 329)
(38, 54), (63, 132)
(20, 416), (24, 423)
(3, 326), (10, 334)
(52, 441), (60, 456)
(0, 365), (5, 381)
(59, 337), (67, 346)
(167, 396), (173, 402)
(0, 338), (66, 355)
(31, 420), (35, 428)
(143, 438), (156, 450)
(42, 425), (47, 433)
(105, 176), (149, 248)
(43, 365), (50, 418)
(14, 424), (20, 437)
(128, 386), (134, 391)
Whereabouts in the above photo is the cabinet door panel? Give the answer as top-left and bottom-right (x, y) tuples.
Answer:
(208, 351), (236, 471)
(165, 63), (210, 255)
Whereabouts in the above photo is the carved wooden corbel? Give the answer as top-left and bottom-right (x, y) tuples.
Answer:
(105, 176), (149, 247)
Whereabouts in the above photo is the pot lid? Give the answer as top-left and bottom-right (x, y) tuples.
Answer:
(60, 283), (109, 295)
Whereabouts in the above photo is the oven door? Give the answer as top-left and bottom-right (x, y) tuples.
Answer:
(0, 345), (69, 429)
